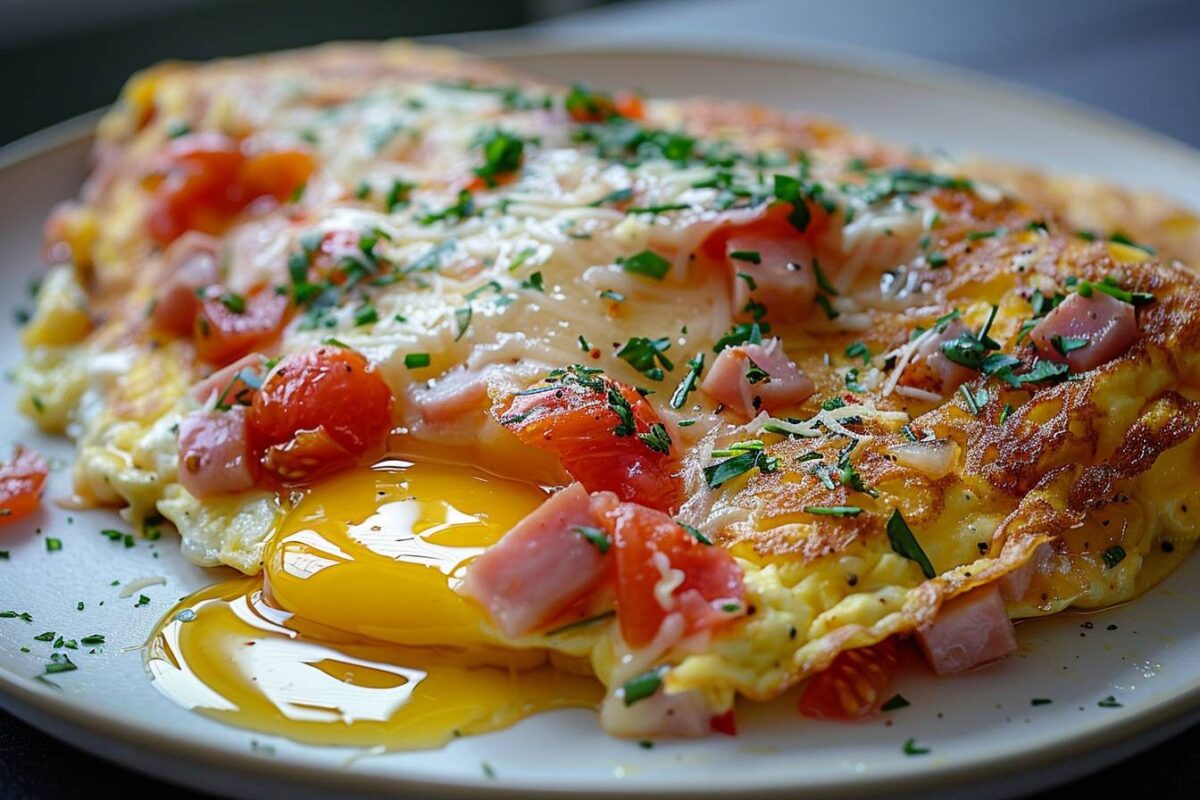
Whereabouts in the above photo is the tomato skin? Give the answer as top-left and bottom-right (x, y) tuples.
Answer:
(145, 133), (313, 245)
(500, 374), (682, 511)
(247, 347), (394, 483)
(605, 501), (745, 649)
(710, 710), (738, 737)
(613, 91), (645, 120)
(798, 639), (899, 720)
(0, 446), (49, 524)
(237, 150), (314, 201)
(193, 289), (290, 366)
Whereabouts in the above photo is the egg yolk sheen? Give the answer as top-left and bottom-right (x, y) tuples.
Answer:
(146, 459), (602, 749)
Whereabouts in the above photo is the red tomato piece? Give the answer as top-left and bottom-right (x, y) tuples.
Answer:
(247, 347), (394, 483)
(145, 133), (314, 245)
(613, 91), (645, 120)
(0, 446), (49, 524)
(237, 150), (314, 202)
(193, 289), (290, 366)
(710, 709), (738, 737)
(499, 370), (682, 511)
(606, 501), (745, 649)
(798, 639), (899, 720)
(146, 133), (244, 245)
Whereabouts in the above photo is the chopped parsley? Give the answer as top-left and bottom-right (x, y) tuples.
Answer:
(809, 260), (838, 296)
(902, 738), (931, 756)
(1102, 545), (1127, 569)
(473, 129), (526, 187)
(669, 353), (705, 409)
(1070, 275), (1154, 307)
(704, 442), (778, 488)
(509, 246), (538, 271)
(45, 538), (62, 553)
(844, 341), (871, 364)
(881, 694), (910, 711)
(404, 353), (431, 369)
(803, 505), (862, 517)
(520, 271), (545, 292)
(729, 250), (762, 264)
(419, 189), (475, 225)
(622, 666), (667, 706)
(940, 305), (1002, 371)
(453, 305), (472, 341)
(590, 187), (634, 207)
(960, 384), (988, 416)
(617, 336), (674, 381)
(217, 292), (246, 314)
(1051, 335), (1088, 356)
(620, 250), (671, 281)
(353, 304), (379, 326)
(385, 179), (415, 212)
(575, 525), (612, 554)
(680, 522), (712, 546)
(886, 510), (936, 579)
(713, 321), (769, 353)
(638, 422), (672, 454)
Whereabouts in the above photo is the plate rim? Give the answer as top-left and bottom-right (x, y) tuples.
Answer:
(2, 30), (1199, 799)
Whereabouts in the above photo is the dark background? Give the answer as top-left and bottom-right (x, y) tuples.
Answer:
(2, 0), (1198, 797)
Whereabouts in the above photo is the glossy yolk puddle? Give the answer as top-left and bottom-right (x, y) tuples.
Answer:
(146, 459), (603, 749)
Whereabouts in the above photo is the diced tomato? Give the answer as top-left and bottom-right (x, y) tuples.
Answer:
(710, 709), (738, 736)
(144, 133), (313, 245)
(605, 501), (745, 649)
(0, 446), (49, 524)
(498, 371), (683, 511)
(145, 133), (244, 245)
(246, 347), (394, 483)
(614, 91), (645, 121)
(798, 639), (899, 720)
(237, 150), (314, 201)
(193, 288), (289, 366)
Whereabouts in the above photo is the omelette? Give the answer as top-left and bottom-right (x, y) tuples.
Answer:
(18, 41), (1200, 744)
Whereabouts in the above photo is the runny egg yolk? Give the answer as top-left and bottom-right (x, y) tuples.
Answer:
(146, 459), (602, 749)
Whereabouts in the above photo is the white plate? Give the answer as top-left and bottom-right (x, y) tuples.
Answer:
(1, 34), (1199, 800)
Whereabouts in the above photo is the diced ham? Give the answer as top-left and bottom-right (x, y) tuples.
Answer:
(725, 235), (816, 322)
(900, 319), (976, 395)
(150, 232), (222, 336)
(600, 684), (714, 738)
(177, 407), (257, 498)
(460, 484), (616, 638)
(1030, 291), (1138, 372)
(916, 584), (1017, 675)
(997, 542), (1053, 603)
(190, 352), (266, 405)
(700, 337), (815, 417)
(413, 366), (497, 424)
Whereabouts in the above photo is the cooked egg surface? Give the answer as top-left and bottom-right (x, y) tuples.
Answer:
(20, 41), (1200, 745)
(147, 460), (601, 747)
